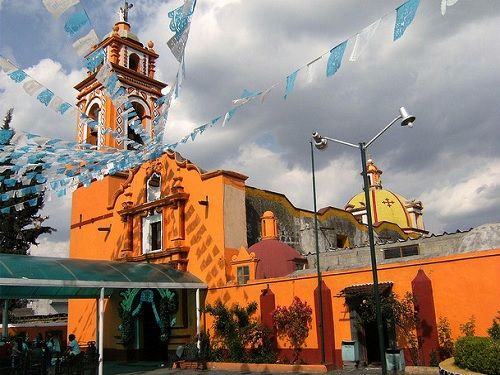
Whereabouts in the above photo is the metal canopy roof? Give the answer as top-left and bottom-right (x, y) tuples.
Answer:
(0, 253), (206, 299)
(339, 281), (394, 298)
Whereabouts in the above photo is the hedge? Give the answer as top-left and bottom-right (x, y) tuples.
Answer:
(454, 336), (500, 375)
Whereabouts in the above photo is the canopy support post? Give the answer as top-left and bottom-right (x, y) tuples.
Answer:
(95, 297), (99, 350)
(196, 288), (201, 350)
(98, 288), (104, 375)
(2, 299), (8, 338)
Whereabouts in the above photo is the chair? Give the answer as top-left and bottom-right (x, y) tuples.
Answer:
(82, 352), (99, 375)
(57, 352), (84, 375)
(26, 349), (45, 375)
(68, 352), (84, 375)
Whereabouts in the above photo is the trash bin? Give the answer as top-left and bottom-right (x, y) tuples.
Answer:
(341, 340), (359, 362)
(385, 348), (405, 372)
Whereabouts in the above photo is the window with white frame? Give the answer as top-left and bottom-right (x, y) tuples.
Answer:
(142, 213), (162, 254)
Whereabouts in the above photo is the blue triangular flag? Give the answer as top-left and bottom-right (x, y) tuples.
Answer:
(326, 41), (348, 77)
(284, 70), (299, 100)
(394, 0), (420, 41)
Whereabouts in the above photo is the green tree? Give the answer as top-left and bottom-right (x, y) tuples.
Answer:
(487, 311), (500, 340)
(204, 300), (275, 363)
(0, 108), (54, 255)
(437, 316), (454, 359)
(459, 315), (476, 337)
(0, 108), (55, 319)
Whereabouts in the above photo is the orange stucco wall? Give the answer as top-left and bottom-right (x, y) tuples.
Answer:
(205, 248), (500, 364)
(67, 142), (499, 364)
(68, 152), (248, 351)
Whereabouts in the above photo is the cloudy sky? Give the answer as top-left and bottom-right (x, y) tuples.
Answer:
(1, 0), (499, 256)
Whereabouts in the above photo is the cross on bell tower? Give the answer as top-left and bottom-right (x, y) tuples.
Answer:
(74, 7), (167, 150)
(119, 1), (134, 22)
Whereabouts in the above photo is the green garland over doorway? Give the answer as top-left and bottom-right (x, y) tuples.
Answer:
(118, 288), (179, 347)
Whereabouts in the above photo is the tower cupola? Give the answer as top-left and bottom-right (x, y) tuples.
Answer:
(346, 159), (427, 236)
(74, 1), (167, 150)
(366, 159), (383, 190)
(261, 211), (278, 240)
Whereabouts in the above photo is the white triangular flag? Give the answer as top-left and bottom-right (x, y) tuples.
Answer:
(261, 84), (277, 104)
(221, 112), (230, 127)
(349, 18), (381, 62)
(42, 0), (79, 18)
(305, 56), (322, 84)
(441, 0), (459, 15)
(72, 29), (99, 57)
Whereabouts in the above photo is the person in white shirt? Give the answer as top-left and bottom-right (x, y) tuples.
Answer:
(66, 334), (81, 356)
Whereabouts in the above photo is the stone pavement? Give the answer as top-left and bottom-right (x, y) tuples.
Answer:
(103, 362), (438, 375)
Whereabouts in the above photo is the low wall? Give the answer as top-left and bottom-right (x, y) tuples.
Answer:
(206, 361), (329, 373)
(438, 358), (483, 375)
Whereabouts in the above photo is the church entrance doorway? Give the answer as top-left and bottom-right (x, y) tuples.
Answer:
(343, 282), (395, 366)
(361, 318), (384, 364)
(119, 288), (178, 362)
(140, 300), (165, 361)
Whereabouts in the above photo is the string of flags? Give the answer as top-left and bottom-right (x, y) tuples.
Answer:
(0, 0), (461, 213)
(0, 0), (197, 213)
(41, 0), (156, 150)
(42, 0), (100, 58)
(157, 0), (457, 153)
(0, 57), (74, 117)
(0, 55), (144, 151)
(158, 0), (424, 149)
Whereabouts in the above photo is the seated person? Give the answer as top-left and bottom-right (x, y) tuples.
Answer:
(11, 338), (28, 369)
(46, 332), (61, 356)
(66, 334), (81, 356)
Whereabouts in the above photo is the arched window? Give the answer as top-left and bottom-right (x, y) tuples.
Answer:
(127, 102), (145, 150)
(128, 53), (140, 72)
(87, 103), (100, 146)
(147, 173), (161, 202)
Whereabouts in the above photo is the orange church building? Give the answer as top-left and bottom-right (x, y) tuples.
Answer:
(67, 16), (500, 367)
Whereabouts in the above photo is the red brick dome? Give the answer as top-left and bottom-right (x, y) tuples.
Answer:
(249, 239), (306, 279)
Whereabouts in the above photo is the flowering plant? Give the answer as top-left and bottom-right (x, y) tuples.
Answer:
(272, 297), (312, 363)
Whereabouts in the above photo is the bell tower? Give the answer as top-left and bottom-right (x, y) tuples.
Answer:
(74, 4), (167, 150)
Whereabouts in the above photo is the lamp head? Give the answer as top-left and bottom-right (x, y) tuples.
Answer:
(399, 107), (415, 127)
(312, 132), (328, 150)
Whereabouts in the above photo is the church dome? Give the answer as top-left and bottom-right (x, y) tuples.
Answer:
(249, 210), (307, 279)
(346, 190), (411, 228)
(104, 23), (140, 43)
(249, 239), (306, 279)
(344, 159), (424, 232)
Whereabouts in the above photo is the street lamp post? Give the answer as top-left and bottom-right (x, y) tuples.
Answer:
(310, 141), (326, 364)
(312, 107), (415, 375)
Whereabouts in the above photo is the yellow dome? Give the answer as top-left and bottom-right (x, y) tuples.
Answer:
(346, 189), (411, 228)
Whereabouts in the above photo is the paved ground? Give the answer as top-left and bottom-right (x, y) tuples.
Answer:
(103, 362), (437, 375)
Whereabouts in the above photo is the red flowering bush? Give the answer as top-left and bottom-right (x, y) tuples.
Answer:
(272, 297), (313, 363)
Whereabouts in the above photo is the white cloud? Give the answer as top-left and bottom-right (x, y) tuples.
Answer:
(420, 161), (500, 226)
(220, 142), (359, 211)
(29, 237), (69, 258)
(0, 58), (84, 141)
(1, 0), (500, 257)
